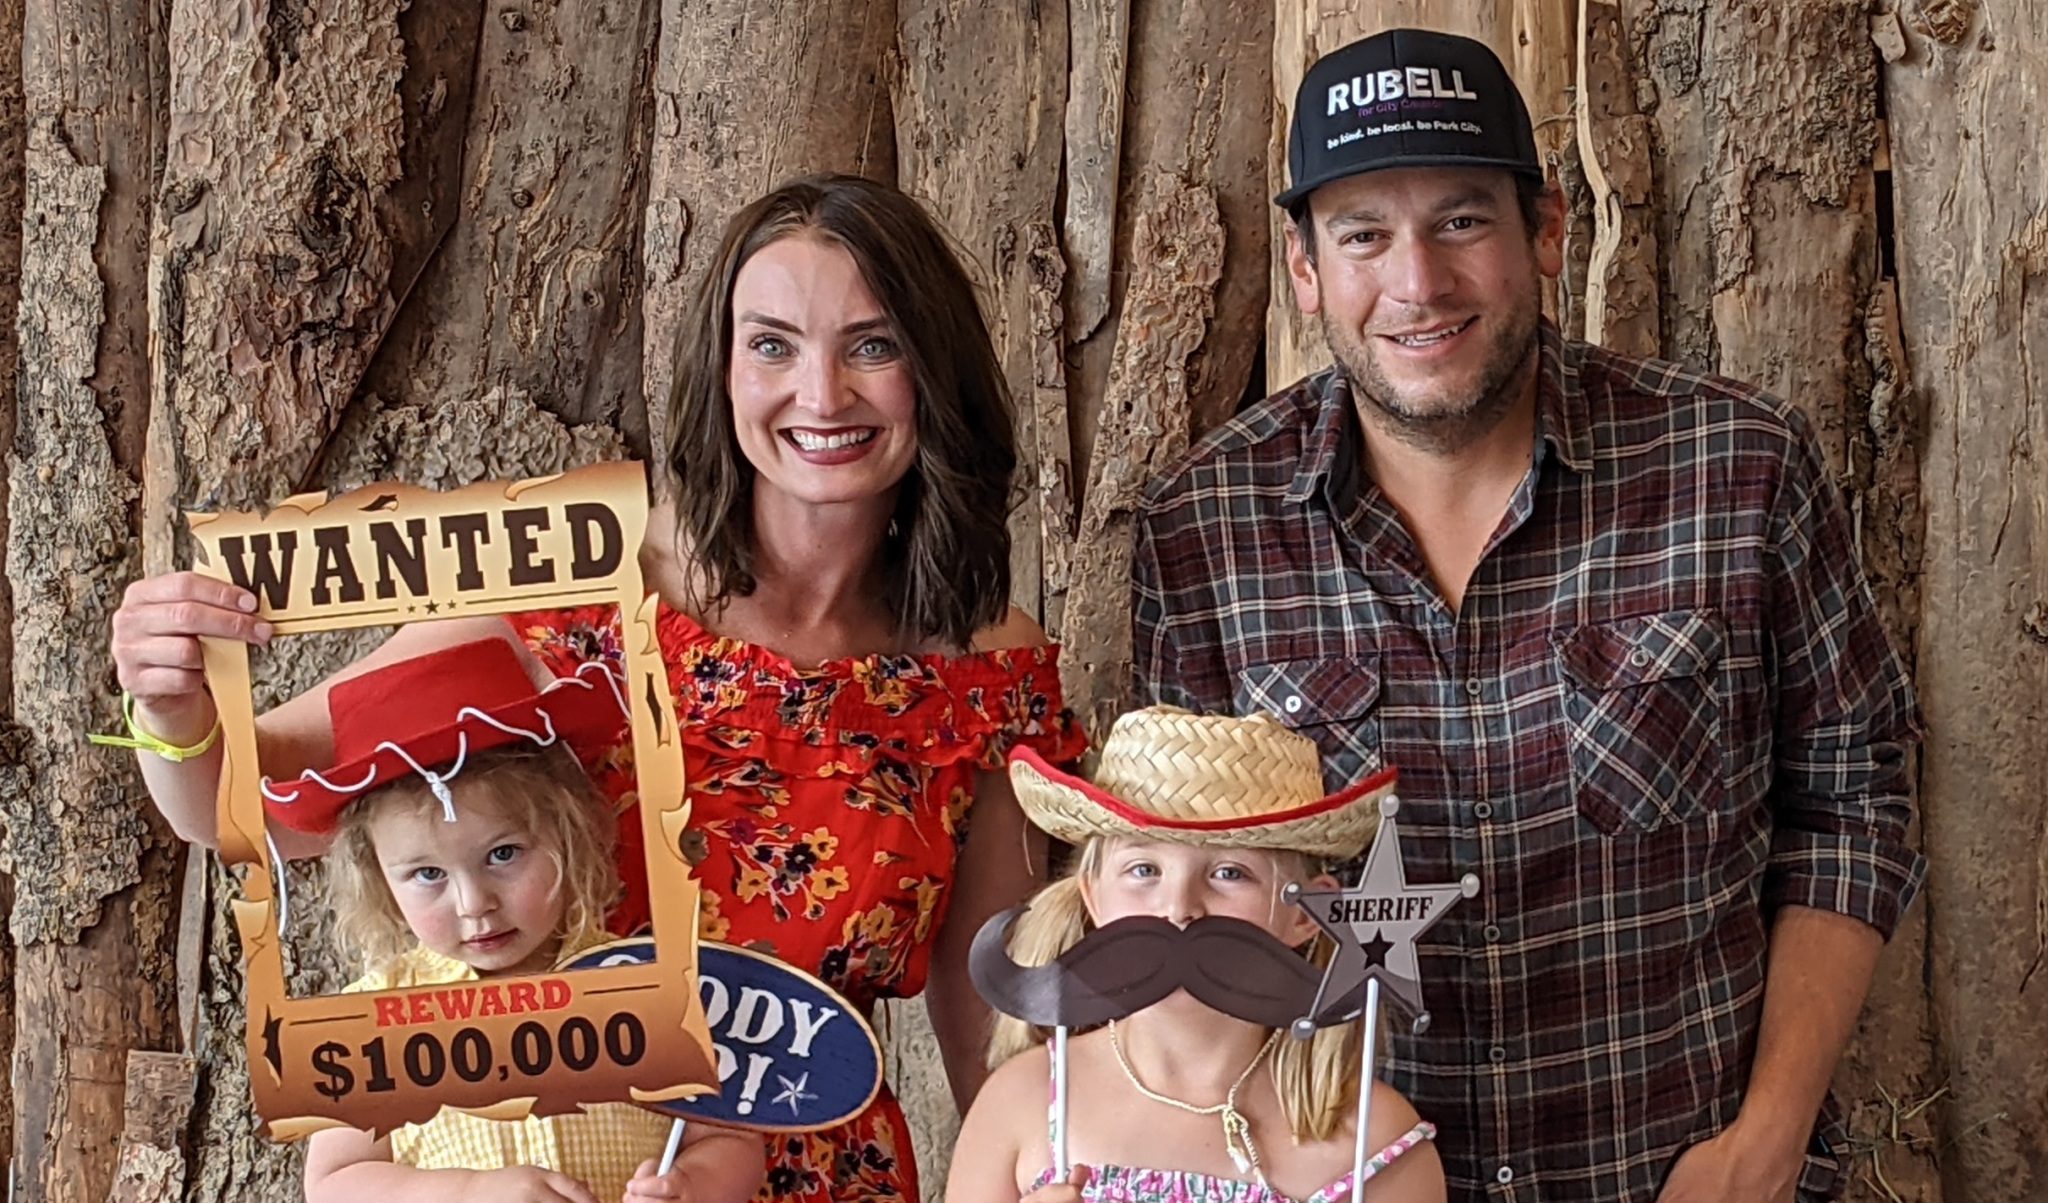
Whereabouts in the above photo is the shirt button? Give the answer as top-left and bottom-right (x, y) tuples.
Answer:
(1284, 695), (1304, 715)
(1473, 801), (1494, 820)
(1464, 677), (1483, 697)
(1488, 1045), (1507, 1063)
(1628, 648), (1651, 668)
(1496, 1165), (1515, 1185)
(1483, 924), (1502, 942)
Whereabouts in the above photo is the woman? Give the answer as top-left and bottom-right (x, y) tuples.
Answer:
(110, 174), (1084, 1203)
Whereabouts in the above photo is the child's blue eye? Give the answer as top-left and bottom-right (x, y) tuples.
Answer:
(487, 844), (522, 867)
(1125, 862), (1158, 879)
(409, 866), (446, 885)
(1214, 865), (1249, 882)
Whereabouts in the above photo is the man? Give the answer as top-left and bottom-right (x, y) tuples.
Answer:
(1131, 27), (1923, 1203)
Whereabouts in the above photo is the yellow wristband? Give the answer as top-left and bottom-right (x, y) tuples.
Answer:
(88, 693), (222, 763)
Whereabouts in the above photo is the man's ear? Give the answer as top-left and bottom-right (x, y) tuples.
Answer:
(1280, 870), (1342, 949)
(1284, 219), (1324, 317)
(1532, 182), (1567, 280)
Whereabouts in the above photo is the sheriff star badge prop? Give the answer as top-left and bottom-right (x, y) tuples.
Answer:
(1284, 794), (1480, 1192)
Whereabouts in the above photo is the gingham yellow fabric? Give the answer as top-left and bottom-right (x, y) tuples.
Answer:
(344, 942), (674, 1197)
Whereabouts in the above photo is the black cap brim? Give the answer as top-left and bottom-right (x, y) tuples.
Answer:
(1274, 154), (1546, 211)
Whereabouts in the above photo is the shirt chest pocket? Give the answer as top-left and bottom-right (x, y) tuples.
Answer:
(1554, 609), (1727, 835)
(1233, 656), (1383, 782)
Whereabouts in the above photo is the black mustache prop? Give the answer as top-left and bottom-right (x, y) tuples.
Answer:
(968, 906), (1327, 1030)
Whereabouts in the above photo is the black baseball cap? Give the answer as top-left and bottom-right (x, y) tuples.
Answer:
(1275, 28), (1541, 210)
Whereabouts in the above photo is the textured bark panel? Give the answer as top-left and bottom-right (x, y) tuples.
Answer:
(10, 866), (181, 1203)
(5, 39), (163, 1203)
(324, 387), (630, 493)
(1512, 0), (1578, 167)
(1574, 0), (1658, 356)
(640, 0), (896, 468)
(1831, 269), (1941, 1203)
(106, 1052), (197, 1203)
(0, 0), (25, 1166)
(1065, 0), (1273, 641)
(1888, 0), (2048, 1196)
(895, 0), (1067, 622)
(6, 3), (178, 1198)
(1622, 0), (1879, 461)
(1063, 0), (1129, 345)
(1554, 123), (1597, 342)
(1267, 1), (1574, 390)
(363, 0), (657, 448)
(151, 0), (475, 512)
(1124, 0), (1272, 437)
(0, 0), (23, 712)
(184, 857), (348, 1203)
(1062, 173), (1224, 736)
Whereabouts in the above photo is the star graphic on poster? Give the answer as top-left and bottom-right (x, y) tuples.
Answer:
(261, 1009), (284, 1081)
(771, 1072), (817, 1117)
(1288, 799), (1476, 1025)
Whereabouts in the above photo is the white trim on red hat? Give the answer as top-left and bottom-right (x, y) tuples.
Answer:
(259, 659), (627, 823)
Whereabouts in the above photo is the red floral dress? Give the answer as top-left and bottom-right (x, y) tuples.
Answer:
(513, 604), (1085, 1203)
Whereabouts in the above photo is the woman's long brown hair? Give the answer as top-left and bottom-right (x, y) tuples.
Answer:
(665, 174), (1016, 651)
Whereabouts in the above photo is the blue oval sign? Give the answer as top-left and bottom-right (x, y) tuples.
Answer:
(559, 938), (882, 1133)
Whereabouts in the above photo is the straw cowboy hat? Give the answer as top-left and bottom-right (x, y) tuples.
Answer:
(1007, 706), (1398, 861)
(260, 638), (629, 834)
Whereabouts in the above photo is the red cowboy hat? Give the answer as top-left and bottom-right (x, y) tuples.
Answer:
(260, 638), (629, 835)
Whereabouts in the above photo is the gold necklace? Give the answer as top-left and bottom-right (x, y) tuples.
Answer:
(1108, 1020), (1280, 1183)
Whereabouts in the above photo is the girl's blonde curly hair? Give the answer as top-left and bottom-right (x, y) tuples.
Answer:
(327, 743), (620, 976)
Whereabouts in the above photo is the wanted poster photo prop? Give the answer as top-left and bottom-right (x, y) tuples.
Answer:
(188, 461), (720, 1139)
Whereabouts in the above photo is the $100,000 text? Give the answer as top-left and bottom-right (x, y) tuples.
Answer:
(311, 1011), (647, 1100)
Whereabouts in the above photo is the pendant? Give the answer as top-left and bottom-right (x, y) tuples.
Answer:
(1221, 1107), (1254, 1177)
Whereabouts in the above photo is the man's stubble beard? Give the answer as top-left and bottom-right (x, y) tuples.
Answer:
(1322, 288), (1543, 456)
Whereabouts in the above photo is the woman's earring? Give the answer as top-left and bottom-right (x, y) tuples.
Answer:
(887, 517), (902, 540)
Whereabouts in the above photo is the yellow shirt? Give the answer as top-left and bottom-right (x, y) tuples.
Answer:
(344, 942), (674, 1197)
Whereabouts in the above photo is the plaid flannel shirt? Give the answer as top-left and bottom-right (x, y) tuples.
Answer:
(1132, 323), (1925, 1202)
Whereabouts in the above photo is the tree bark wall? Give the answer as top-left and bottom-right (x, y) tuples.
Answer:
(895, 0), (1068, 635)
(3, 0), (177, 1196)
(0, 0), (25, 1170)
(362, 0), (658, 451)
(0, 0), (23, 708)
(1886, 1), (2048, 1198)
(1056, 0), (1273, 731)
(149, 0), (475, 512)
(2, 0), (179, 1199)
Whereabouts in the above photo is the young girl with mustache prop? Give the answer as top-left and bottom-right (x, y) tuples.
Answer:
(948, 707), (1447, 1203)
